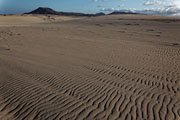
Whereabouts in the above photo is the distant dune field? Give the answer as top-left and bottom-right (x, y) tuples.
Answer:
(0, 14), (180, 120)
(0, 14), (81, 26)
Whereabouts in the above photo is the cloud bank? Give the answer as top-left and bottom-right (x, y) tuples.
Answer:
(95, 0), (180, 17)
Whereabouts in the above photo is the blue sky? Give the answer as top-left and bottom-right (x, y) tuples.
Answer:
(0, 0), (180, 16)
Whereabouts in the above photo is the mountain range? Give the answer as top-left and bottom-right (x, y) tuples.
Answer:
(25, 7), (138, 17)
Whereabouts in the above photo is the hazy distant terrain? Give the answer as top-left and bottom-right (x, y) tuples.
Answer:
(0, 14), (180, 120)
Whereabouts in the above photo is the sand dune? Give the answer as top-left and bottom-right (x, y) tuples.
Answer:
(0, 14), (81, 26)
(0, 14), (180, 120)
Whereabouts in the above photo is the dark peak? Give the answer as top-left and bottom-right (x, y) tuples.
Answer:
(95, 12), (105, 16)
(37, 7), (54, 11)
(27, 7), (59, 15)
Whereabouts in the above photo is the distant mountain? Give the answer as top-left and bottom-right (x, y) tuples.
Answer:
(27, 7), (58, 15)
(109, 11), (137, 15)
(26, 7), (102, 17)
(95, 12), (106, 16)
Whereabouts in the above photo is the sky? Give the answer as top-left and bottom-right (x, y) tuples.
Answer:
(0, 0), (180, 16)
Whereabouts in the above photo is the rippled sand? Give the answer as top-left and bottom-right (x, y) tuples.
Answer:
(0, 14), (180, 120)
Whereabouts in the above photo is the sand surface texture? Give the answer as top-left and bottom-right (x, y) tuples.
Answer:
(0, 14), (180, 120)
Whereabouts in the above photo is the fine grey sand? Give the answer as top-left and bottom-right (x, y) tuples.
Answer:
(0, 14), (180, 120)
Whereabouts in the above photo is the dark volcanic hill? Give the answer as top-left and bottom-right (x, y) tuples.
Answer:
(95, 12), (105, 16)
(110, 11), (138, 15)
(26, 7), (98, 17)
(27, 7), (58, 14)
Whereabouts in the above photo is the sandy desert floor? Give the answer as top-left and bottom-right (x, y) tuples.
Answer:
(0, 14), (180, 120)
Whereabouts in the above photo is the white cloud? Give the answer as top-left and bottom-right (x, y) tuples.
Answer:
(144, 0), (165, 6)
(138, 4), (180, 17)
(169, 0), (180, 9)
(100, 8), (136, 13)
(144, 0), (180, 8)
(92, 0), (98, 2)
(145, 0), (180, 16)
(119, 4), (125, 7)
(100, 8), (117, 12)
